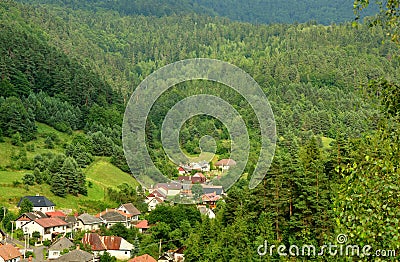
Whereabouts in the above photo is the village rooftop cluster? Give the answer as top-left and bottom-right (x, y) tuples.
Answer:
(0, 159), (236, 262)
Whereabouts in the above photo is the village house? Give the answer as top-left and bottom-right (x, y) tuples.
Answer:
(197, 205), (216, 219)
(177, 166), (188, 175)
(82, 233), (134, 260)
(214, 159), (236, 171)
(21, 217), (68, 241)
(47, 237), (74, 260)
(18, 196), (55, 212)
(116, 203), (141, 221)
(201, 192), (221, 209)
(147, 189), (166, 200)
(134, 220), (150, 234)
(158, 247), (186, 262)
(54, 245), (93, 262)
(194, 161), (210, 172)
(76, 213), (102, 231)
(14, 211), (47, 230)
(0, 244), (22, 262)
(146, 197), (163, 211)
(202, 185), (224, 196)
(61, 215), (78, 235)
(191, 173), (206, 184)
(153, 182), (181, 197)
(128, 254), (157, 262)
(96, 209), (132, 229)
(178, 161), (210, 175)
(177, 173), (206, 184)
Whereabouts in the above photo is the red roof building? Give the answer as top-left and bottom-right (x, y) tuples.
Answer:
(45, 211), (67, 218)
(135, 220), (150, 233)
(129, 254), (157, 262)
(0, 244), (22, 262)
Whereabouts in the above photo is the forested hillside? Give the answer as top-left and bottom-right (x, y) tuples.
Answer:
(16, 0), (378, 25)
(1, 0), (400, 260)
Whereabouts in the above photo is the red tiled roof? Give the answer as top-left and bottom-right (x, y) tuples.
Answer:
(0, 244), (22, 260)
(202, 192), (220, 202)
(129, 254), (157, 262)
(148, 189), (166, 198)
(135, 220), (149, 229)
(16, 217), (30, 222)
(35, 217), (68, 228)
(45, 211), (67, 218)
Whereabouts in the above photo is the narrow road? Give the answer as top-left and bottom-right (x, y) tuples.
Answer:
(32, 245), (45, 262)
(6, 236), (46, 261)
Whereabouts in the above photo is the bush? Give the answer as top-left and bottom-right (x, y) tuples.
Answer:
(12, 180), (21, 187)
(22, 173), (35, 186)
(11, 132), (23, 146)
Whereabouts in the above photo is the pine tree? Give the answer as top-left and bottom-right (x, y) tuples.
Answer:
(51, 172), (66, 197)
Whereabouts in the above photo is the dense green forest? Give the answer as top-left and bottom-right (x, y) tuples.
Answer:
(1, 0), (400, 260)
(16, 0), (379, 25)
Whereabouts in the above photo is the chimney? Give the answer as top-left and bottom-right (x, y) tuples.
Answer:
(76, 244), (80, 250)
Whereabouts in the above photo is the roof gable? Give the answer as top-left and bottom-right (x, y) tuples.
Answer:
(129, 254), (157, 262)
(55, 249), (93, 261)
(0, 244), (21, 260)
(135, 220), (149, 229)
(49, 237), (74, 251)
(119, 203), (141, 216)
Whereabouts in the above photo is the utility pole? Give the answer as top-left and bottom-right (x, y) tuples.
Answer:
(11, 220), (13, 240)
(158, 239), (162, 258)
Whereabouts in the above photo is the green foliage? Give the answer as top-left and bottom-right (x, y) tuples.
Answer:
(354, 0), (399, 44)
(51, 157), (87, 197)
(16, 0), (378, 25)
(11, 132), (23, 147)
(109, 223), (129, 240)
(2, 210), (16, 232)
(22, 173), (35, 186)
(44, 136), (55, 149)
(32, 231), (41, 240)
(0, 97), (36, 141)
(19, 198), (33, 214)
(334, 123), (400, 255)
(191, 184), (203, 199)
(99, 251), (116, 262)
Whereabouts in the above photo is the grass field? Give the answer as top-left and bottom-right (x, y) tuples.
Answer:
(85, 157), (139, 189)
(0, 122), (139, 213)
